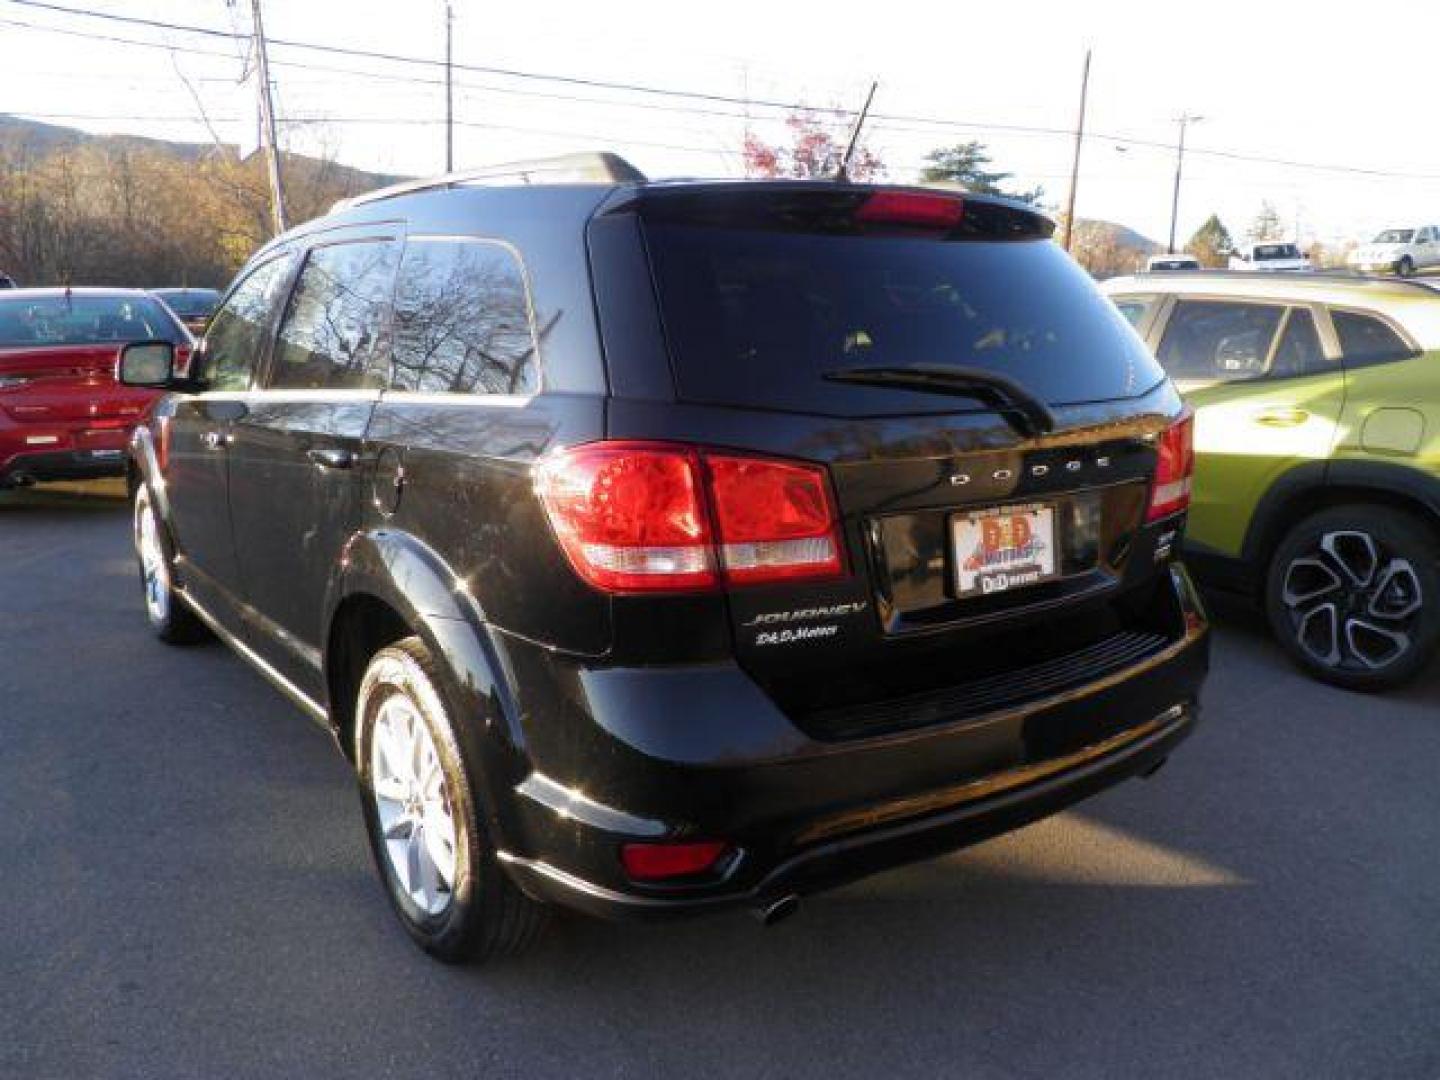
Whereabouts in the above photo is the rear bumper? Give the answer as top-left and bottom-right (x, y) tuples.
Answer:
(494, 564), (1211, 919)
(502, 699), (1195, 920)
(0, 446), (128, 486)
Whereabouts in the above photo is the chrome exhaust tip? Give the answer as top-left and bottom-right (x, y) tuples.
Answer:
(755, 894), (800, 927)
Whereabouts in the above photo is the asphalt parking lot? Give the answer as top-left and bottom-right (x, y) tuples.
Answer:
(3, 482), (1439, 1080)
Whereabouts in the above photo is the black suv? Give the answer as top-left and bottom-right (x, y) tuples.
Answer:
(121, 154), (1210, 963)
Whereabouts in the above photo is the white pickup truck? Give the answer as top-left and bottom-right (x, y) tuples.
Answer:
(1348, 227), (1440, 277)
(1228, 241), (1312, 272)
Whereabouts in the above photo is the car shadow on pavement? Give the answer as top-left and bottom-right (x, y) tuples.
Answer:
(0, 479), (129, 513)
(434, 592), (1440, 1078)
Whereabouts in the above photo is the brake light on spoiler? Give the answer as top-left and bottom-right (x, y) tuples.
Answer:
(534, 442), (843, 594)
(855, 191), (965, 230)
(1146, 413), (1195, 522)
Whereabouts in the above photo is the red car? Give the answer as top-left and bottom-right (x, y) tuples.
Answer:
(0, 288), (192, 488)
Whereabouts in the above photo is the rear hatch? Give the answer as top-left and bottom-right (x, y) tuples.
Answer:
(617, 183), (1186, 740)
(0, 344), (159, 425)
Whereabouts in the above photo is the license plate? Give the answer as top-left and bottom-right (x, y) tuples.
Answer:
(952, 503), (1058, 598)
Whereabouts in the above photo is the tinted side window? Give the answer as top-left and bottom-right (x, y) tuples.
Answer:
(1157, 300), (1285, 382)
(1332, 310), (1418, 368)
(203, 255), (293, 392)
(1269, 309), (1331, 379)
(269, 240), (399, 391)
(390, 239), (538, 396)
(1113, 297), (1152, 329)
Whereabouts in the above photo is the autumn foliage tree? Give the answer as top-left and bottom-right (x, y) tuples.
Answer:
(742, 110), (885, 181)
(0, 130), (386, 287)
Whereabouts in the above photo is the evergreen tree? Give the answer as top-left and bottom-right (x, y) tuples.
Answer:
(1186, 214), (1235, 267)
(919, 141), (1044, 205)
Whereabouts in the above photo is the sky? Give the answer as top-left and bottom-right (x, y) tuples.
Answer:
(1, 0), (1438, 248)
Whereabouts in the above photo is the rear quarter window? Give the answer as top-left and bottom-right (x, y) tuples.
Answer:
(644, 225), (1163, 415)
(389, 238), (538, 396)
(1331, 309), (1419, 368)
(1112, 296), (1155, 329)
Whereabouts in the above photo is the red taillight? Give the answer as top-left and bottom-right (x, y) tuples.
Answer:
(706, 454), (842, 584)
(856, 190), (965, 230)
(534, 442), (844, 594)
(1147, 413), (1195, 522)
(621, 840), (731, 881)
(533, 443), (716, 592)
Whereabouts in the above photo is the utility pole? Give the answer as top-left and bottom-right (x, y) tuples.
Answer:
(444, 2), (454, 172)
(250, 0), (287, 234)
(1167, 112), (1204, 254)
(1060, 48), (1091, 252)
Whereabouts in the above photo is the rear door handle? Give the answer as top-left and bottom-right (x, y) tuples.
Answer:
(306, 447), (355, 470)
(1254, 408), (1309, 428)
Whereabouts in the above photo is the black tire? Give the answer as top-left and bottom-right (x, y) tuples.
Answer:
(132, 485), (209, 645)
(1265, 506), (1440, 690)
(354, 636), (546, 963)
(1398, 256), (1415, 278)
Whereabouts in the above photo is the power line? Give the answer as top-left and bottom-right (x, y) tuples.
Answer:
(0, 0), (839, 115)
(5, 0), (1440, 183)
(0, 14), (777, 123)
(0, 111), (743, 158)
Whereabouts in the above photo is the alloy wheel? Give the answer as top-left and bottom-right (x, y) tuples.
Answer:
(1280, 530), (1423, 672)
(369, 694), (459, 916)
(134, 495), (170, 625)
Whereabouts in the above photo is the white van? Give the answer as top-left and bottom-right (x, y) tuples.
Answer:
(1229, 242), (1312, 272)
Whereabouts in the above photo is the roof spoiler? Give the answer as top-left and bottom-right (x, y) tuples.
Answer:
(331, 152), (647, 212)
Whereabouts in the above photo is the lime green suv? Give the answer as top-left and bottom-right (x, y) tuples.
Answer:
(1104, 271), (1440, 689)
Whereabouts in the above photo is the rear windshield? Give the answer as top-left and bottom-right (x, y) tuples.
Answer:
(644, 224), (1163, 415)
(0, 295), (183, 347)
(1253, 244), (1300, 260)
(155, 290), (219, 317)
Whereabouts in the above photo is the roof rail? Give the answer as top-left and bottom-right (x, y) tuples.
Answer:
(331, 152), (647, 212)
(1135, 268), (1440, 294)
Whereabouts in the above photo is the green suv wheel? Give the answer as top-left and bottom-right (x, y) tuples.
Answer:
(1266, 506), (1440, 690)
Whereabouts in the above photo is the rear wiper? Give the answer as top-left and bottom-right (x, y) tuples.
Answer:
(822, 364), (1057, 436)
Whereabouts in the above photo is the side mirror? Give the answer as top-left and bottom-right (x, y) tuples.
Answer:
(117, 340), (176, 387)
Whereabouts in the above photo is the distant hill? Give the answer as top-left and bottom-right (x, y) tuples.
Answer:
(1083, 219), (1163, 255)
(0, 115), (409, 287)
(1065, 217), (1163, 277)
(0, 114), (406, 194)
